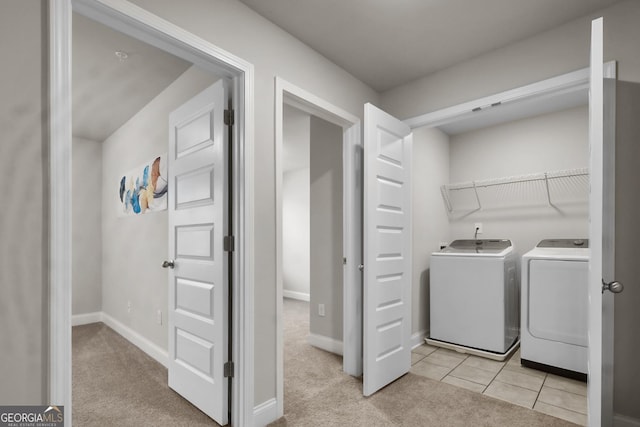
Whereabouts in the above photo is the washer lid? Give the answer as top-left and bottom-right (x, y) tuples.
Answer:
(537, 239), (589, 248)
(441, 239), (512, 254)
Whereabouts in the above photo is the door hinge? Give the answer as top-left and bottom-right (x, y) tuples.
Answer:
(224, 235), (235, 252)
(224, 361), (234, 378)
(224, 109), (234, 126)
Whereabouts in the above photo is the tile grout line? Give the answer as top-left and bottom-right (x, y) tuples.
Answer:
(417, 345), (587, 424)
(532, 374), (548, 410)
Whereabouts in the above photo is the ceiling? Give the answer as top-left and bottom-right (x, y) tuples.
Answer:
(238, 0), (621, 92)
(72, 13), (192, 142)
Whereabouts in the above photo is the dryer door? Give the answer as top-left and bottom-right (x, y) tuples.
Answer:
(528, 259), (588, 347)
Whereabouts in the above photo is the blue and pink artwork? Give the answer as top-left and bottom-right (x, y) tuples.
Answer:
(118, 154), (168, 216)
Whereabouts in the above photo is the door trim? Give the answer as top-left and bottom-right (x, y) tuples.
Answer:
(49, 1), (255, 425)
(274, 76), (361, 418)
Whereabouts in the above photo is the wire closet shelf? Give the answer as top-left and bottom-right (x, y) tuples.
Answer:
(441, 168), (589, 213)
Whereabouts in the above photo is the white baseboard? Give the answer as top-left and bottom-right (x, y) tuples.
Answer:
(101, 312), (169, 368)
(282, 290), (310, 302)
(253, 398), (278, 427)
(72, 312), (102, 326)
(411, 329), (428, 350)
(307, 333), (343, 356)
(615, 413), (640, 427)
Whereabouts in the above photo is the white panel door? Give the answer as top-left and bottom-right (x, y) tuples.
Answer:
(363, 103), (412, 396)
(167, 79), (229, 425)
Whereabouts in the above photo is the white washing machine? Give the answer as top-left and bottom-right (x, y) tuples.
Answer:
(521, 239), (589, 380)
(429, 240), (519, 357)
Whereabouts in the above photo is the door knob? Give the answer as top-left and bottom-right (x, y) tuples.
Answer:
(162, 260), (175, 269)
(358, 264), (364, 272)
(602, 279), (624, 294)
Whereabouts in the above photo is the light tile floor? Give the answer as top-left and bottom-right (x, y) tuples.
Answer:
(411, 344), (588, 426)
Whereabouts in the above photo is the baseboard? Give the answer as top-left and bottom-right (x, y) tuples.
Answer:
(282, 290), (310, 302)
(411, 329), (428, 350)
(101, 312), (169, 368)
(71, 311), (102, 326)
(615, 413), (640, 427)
(253, 398), (278, 427)
(307, 333), (343, 356)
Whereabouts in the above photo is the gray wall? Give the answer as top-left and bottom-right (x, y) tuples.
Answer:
(128, 0), (380, 405)
(72, 137), (103, 315)
(0, 0), (47, 404)
(448, 106), (589, 255)
(309, 116), (343, 341)
(380, 0), (640, 119)
(411, 126), (450, 337)
(613, 80), (640, 421)
(101, 66), (218, 351)
(282, 105), (310, 298)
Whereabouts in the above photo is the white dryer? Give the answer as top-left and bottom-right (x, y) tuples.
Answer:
(521, 239), (589, 381)
(429, 239), (519, 357)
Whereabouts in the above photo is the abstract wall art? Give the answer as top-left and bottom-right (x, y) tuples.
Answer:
(118, 154), (168, 216)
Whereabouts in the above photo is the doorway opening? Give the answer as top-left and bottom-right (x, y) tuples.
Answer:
(275, 78), (361, 417)
(49, 1), (254, 424)
(280, 102), (345, 415)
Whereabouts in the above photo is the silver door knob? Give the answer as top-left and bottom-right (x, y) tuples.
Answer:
(162, 260), (175, 269)
(358, 264), (364, 272)
(602, 280), (624, 294)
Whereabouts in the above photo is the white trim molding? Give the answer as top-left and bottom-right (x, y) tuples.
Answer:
(275, 76), (362, 419)
(253, 398), (278, 427)
(71, 312), (102, 326)
(306, 333), (344, 356)
(411, 330), (428, 350)
(71, 311), (169, 370)
(50, 1), (255, 425)
(101, 313), (169, 367)
(282, 290), (310, 302)
(49, 0), (72, 412)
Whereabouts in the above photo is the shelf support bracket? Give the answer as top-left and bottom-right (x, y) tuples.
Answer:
(543, 173), (557, 208)
(472, 181), (482, 210)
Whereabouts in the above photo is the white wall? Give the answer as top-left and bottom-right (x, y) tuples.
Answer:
(128, 0), (380, 405)
(0, 0), (47, 404)
(447, 106), (589, 255)
(101, 66), (218, 351)
(309, 116), (343, 342)
(411, 126), (450, 337)
(72, 137), (103, 315)
(282, 106), (310, 299)
(282, 171), (310, 299)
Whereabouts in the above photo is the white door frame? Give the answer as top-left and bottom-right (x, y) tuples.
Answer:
(274, 77), (361, 417)
(49, 0), (255, 425)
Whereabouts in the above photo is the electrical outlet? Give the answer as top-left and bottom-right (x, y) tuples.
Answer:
(157, 310), (162, 325)
(127, 300), (132, 314)
(318, 304), (325, 317)
(474, 223), (483, 235)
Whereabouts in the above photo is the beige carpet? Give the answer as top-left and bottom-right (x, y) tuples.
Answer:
(73, 323), (220, 426)
(271, 298), (579, 427)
